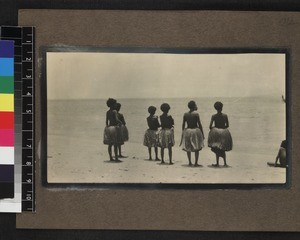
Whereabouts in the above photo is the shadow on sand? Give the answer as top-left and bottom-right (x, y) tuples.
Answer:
(104, 160), (123, 163)
(207, 164), (231, 169)
(181, 164), (203, 168)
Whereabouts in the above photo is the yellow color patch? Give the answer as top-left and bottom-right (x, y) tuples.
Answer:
(0, 94), (14, 111)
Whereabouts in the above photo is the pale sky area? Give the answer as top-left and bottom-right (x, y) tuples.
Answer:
(46, 52), (285, 100)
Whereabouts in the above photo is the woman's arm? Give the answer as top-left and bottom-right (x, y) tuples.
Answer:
(197, 114), (204, 138)
(209, 115), (214, 130)
(105, 112), (109, 126)
(114, 110), (122, 125)
(170, 116), (175, 128)
(182, 114), (186, 131)
(155, 117), (161, 128)
(225, 114), (229, 128)
(121, 114), (126, 125)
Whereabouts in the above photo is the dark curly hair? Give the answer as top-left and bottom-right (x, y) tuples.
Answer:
(188, 100), (196, 110)
(160, 103), (170, 113)
(106, 98), (117, 108)
(148, 106), (156, 114)
(214, 101), (223, 111)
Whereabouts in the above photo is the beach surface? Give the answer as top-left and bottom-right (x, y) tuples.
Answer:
(47, 97), (286, 184)
(47, 136), (286, 184)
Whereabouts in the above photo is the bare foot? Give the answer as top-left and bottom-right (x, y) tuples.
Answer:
(194, 163), (200, 167)
(119, 155), (128, 158)
(169, 162), (174, 165)
(189, 163), (193, 166)
(161, 161), (165, 164)
(212, 164), (219, 167)
(155, 158), (160, 161)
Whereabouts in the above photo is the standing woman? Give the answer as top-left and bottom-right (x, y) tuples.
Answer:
(115, 102), (129, 158)
(143, 106), (160, 160)
(180, 101), (205, 166)
(158, 103), (175, 165)
(208, 101), (233, 166)
(103, 98), (122, 161)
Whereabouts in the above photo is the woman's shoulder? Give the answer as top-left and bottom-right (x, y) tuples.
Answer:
(222, 113), (228, 118)
(148, 115), (158, 120)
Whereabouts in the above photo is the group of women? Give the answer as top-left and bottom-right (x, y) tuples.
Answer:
(103, 98), (233, 166)
(103, 98), (129, 162)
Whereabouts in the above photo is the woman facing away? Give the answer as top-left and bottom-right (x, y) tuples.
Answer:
(158, 103), (175, 165)
(180, 100), (205, 166)
(103, 98), (123, 162)
(115, 102), (129, 158)
(143, 106), (161, 161)
(208, 101), (233, 167)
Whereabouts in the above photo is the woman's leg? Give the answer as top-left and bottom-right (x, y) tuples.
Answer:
(223, 151), (227, 166)
(114, 144), (119, 161)
(148, 147), (152, 160)
(187, 152), (192, 166)
(195, 151), (199, 166)
(168, 146), (173, 164)
(154, 147), (159, 160)
(161, 148), (165, 163)
(108, 144), (113, 161)
(118, 145), (122, 157)
(212, 149), (219, 166)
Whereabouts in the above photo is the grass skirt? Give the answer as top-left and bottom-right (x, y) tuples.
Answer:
(180, 128), (204, 152)
(143, 129), (159, 148)
(208, 128), (233, 151)
(158, 129), (175, 148)
(103, 126), (122, 145)
(119, 125), (129, 144)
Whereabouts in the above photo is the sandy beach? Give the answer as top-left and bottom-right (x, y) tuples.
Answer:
(47, 96), (286, 184)
(47, 134), (286, 184)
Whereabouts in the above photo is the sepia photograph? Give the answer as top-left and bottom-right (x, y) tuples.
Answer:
(45, 49), (287, 185)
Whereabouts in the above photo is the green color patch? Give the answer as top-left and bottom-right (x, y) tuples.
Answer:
(0, 76), (14, 93)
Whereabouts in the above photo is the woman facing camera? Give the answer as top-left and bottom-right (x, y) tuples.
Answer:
(180, 100), (205, 166)
(208, 101), (233, 167)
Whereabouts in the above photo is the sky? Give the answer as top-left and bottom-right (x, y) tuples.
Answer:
(46, 52), (285, 100)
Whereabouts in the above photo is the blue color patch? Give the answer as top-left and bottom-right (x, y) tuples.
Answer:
(0, 58), (14, 76)
(0, 41), (14, 58)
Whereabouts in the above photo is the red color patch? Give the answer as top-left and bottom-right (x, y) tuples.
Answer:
(0, 112), (14, 129)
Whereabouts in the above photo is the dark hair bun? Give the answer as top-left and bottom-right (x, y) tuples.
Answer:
(148, 106), (156, 114)
(106, 98), (117, 107)
(160, 103), (170, 112)
(214, 101), (223, 111)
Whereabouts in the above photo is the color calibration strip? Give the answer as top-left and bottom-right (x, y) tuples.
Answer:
(0, 26), (35, 212)
(0, 40), (14, 199)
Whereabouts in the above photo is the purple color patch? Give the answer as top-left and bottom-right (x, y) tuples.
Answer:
(0, 40), (14, 58)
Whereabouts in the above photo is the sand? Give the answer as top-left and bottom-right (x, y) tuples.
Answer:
(47, 135), (286, 184)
